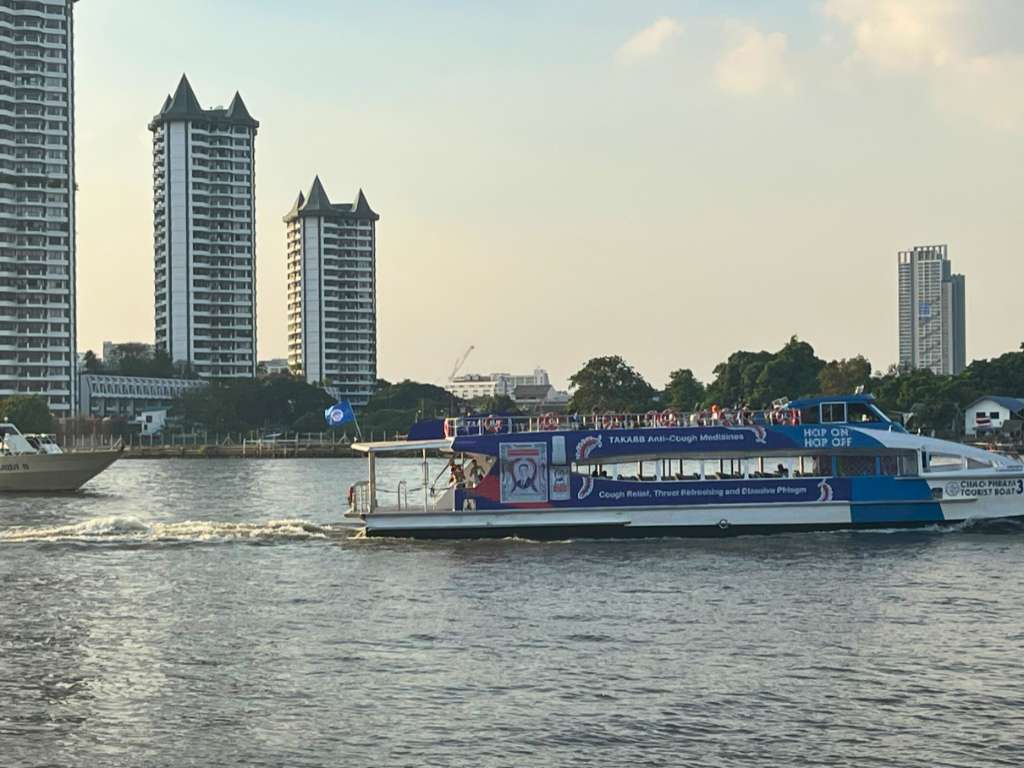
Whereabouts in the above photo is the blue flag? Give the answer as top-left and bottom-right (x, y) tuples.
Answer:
(324, 400), (355, 428)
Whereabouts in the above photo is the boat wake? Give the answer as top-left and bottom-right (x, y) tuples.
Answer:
(0, 515), (340, 545)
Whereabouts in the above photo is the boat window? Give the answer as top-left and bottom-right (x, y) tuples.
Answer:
(880, 455), (900, 476)
(800, 407), (819, 425)
(836, 455), (876, 477)
(846, 403), (880, 423)
(899, 454), (918, 476)
(924, 453), (963, 472)
(820, 403), (847, 423)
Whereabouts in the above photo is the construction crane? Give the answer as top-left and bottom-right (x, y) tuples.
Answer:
(449, 345), (474, 382)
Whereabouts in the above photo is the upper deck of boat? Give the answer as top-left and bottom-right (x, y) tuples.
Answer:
(441, 395), (898, 438)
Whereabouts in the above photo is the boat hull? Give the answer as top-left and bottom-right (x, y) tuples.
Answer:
(357, 492), (1024, 540)
(0, 450), (122, 492)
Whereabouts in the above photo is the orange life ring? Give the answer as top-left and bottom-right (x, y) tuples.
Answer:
(659, 409), (678, 427)
(600, 413), (623, 430)
(443, 420), (453, 438)
(539, 412), (559, 430)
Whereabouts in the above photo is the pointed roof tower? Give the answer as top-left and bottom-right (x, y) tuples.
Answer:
(226, 91), (260, 128)
(283, 190), (306, 222)
(159, 94), (172, 113)
(299, 176), (333, 215)
(352, 188), (380, 220)
(164, 74), (203, 117)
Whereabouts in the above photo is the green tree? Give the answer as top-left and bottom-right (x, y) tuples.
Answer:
(82, 349), (102, 373)
(818, 355), (873, 395)
(0, 395), (55, 433)
(568, 356), (655, 413)
(704, 337), (824, 407)
(468, 395), (521, 415)
(704, 350), (773, 407)
(359, 379), (458, 436)
(664, 369), (705, 411)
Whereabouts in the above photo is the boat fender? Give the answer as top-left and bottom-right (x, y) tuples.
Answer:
(718, 519), (730, 530)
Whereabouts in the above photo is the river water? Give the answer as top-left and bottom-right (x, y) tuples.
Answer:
(1, 458), (1023, 767)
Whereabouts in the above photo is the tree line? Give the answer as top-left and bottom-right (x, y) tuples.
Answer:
(567, 336), (1024, 437)
(3, 336), (1021, 438)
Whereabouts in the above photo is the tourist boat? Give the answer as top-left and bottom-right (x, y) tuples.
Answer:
(0, 423), (123, 492)
(345, 395), (1024, 539)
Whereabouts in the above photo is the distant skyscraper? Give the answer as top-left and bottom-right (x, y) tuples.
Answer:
(149, 75), (258, 378)
(898, 244), (966, 375)
(284, 177), (378, 406)
(0, 0), (77, 414)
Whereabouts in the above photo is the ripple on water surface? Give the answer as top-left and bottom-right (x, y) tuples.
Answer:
(0, 459), (1023, 768)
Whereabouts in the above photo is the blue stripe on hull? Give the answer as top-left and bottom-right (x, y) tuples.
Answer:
(850, 502), (943, 525)
(365, 515), (1019, 541)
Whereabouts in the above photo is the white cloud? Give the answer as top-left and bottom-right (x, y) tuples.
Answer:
(715, 23), (793, 94)
(823, 0), (963, 72)
(617, 17), (682, 61)
(824, 0), (1024, 131)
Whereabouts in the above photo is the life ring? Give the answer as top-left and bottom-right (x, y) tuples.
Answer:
(644, 410), (660, 427)
(600, 413), (623, 430)
(719, 410), (734, 427)
(443, 419), (453, 438)
(539, 412), (559, 431)
(482, 416), (503, 433)
(659, 409), (679, 427)
(788, 408), (800, 426)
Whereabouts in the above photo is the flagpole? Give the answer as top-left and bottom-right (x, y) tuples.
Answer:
(352, 409), (363, 441)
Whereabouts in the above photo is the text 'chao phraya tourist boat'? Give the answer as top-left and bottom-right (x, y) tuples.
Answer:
(345, 395), (1024, 540)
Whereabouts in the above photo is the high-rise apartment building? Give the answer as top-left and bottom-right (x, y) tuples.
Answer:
(898, 244), (966, 375)
(284, 177), (378, 406)
(0, 0), (77, 413)
(149, 75), (258, 378)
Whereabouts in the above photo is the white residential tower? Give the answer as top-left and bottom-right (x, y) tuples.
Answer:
(898, 244), (966, 375)
(0, 0), (77, 413)
(285, 177), (378, 406)
(149, 75), (258, 378)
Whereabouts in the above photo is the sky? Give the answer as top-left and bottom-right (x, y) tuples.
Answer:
(74, 0), (1024, 390)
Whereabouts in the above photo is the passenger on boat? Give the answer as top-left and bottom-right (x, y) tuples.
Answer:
(466, 458), (485, 487)
(448, 458), (465, 487)
(776, 463), (789, 477)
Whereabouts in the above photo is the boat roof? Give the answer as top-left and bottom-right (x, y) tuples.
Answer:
(787, 394), (878, 409)
(351, 438), (453, 454)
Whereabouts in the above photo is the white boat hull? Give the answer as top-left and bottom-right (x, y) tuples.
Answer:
(355, 480), (1024, 539)
(0, 449), (122, 492)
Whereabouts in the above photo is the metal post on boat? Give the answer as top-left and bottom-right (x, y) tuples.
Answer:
(368, 450), (377, 512)
(422, 448), (429, 511)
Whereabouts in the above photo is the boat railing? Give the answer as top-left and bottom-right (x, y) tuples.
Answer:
(349, 480), (373, 514)
(443, 407), (802, 437)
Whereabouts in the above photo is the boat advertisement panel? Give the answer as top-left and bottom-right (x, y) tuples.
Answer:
(572, 475), (850, 507)
(452, 425), (887, 461)
(499, 442), (548, 504)
(550, 467), (571, 501)
(570, 426), (885, 461)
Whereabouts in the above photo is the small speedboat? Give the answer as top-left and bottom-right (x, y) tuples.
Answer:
(0, 423), (122, 492)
